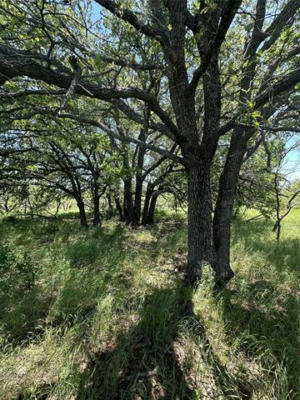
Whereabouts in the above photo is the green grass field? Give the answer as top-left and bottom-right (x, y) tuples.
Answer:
(0, 209), (299, 400)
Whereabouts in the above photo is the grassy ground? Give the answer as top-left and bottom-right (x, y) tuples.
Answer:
(0, 209), (299, 400)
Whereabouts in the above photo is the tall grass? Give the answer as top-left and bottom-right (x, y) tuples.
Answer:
(0, 209), (299, 399)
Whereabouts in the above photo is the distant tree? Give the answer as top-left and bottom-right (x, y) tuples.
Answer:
(0, 119), (119, 227)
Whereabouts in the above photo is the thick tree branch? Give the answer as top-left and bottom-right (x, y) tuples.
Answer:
(255, 68), (300, 108)
(188, 0), (242, 93)
(101, 56), (163, 71)
(0, 89), (65, 99)
(94, 0), (169, 46)
(0, 44), (179, 138)
(260, 0), (300, 52)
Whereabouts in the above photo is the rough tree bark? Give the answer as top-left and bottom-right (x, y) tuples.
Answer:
(186, 162), (214, 286)
(212, 0), (267, 286)
(212, 133), (246, 286)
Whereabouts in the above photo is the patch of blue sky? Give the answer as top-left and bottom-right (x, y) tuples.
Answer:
(91, 1), (102, 23)
(284, 135), (300, 181)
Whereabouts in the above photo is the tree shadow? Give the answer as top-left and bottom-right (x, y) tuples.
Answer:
(76, 283), (194, 400)
(64, 224), (126, 268)
(0, 287), (52, 343)
(45, 225), (131, 329)
(0, 221), (128, 345)
(76, 281), (252, 400)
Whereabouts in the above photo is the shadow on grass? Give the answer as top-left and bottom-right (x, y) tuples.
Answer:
(256, 238), (299, 276)
(0, 216), (61, 247)
(76, 281), (252, 400)
(2, 216), (299, 398)
(43, 224), (129, 330)
(0, 220), (128, 345)
(0, 288), (52, 344)
(65, 224), (126, 268)
(76, 284), (192, 400)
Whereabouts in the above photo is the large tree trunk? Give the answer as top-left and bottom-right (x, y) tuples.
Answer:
(186, 165), (213, 286)
(211, 0), (268, 287)
(76, 199), (88, 228)
(213, 134), (246, 286)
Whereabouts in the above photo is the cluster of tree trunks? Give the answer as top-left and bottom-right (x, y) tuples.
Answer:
(114, 178), (159, 226)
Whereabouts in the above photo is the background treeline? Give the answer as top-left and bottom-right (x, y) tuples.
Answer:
(1, 112), (299, 236)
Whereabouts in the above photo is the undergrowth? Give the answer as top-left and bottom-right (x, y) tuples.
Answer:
(0, 209), (299, 399)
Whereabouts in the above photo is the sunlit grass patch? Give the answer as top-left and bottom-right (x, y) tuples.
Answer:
(0, 209), (299, 399)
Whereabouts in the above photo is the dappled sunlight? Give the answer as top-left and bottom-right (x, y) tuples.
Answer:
(0, 211), (299, 399)
(0, 0), (299, 397)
